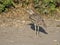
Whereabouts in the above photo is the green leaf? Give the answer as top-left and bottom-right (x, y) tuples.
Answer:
(0, 4), (5, 12)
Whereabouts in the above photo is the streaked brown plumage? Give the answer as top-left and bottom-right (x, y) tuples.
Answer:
(25, 8), (47, 35)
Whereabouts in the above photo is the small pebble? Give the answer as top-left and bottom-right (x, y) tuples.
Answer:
(53, 40), (57, 42)
(22, 20), (25, 23)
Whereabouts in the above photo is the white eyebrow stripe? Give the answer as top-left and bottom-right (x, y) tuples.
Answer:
(26, 9), (34, 15)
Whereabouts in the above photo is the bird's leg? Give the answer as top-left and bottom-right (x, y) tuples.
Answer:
(34, 24), (37, 35)
(38, 26), (40, 36)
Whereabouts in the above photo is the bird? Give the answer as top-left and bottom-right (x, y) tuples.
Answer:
(24, 8), (47, 36)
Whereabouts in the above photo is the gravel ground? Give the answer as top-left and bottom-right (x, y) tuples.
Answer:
(0, 6), (60, 45)
(0, 18), (60, 45)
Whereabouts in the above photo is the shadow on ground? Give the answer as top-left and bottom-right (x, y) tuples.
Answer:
(29, 23), (48, 34)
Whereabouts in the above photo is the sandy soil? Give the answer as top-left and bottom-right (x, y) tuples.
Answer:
(0, 16), (60, 45)
(0, 4), (60, 45)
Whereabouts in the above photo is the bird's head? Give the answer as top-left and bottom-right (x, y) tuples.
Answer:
(26, 9), (34, 15)
(24, 7), (35, 15)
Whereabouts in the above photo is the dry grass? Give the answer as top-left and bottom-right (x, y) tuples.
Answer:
(0, 3), (60, 21)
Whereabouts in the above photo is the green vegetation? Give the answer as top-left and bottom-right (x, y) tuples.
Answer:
(0, 0), (15, 13)
(0, 4), (5, 13)
(0, 0), (60, 15)
(33, 0), (60, 14)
